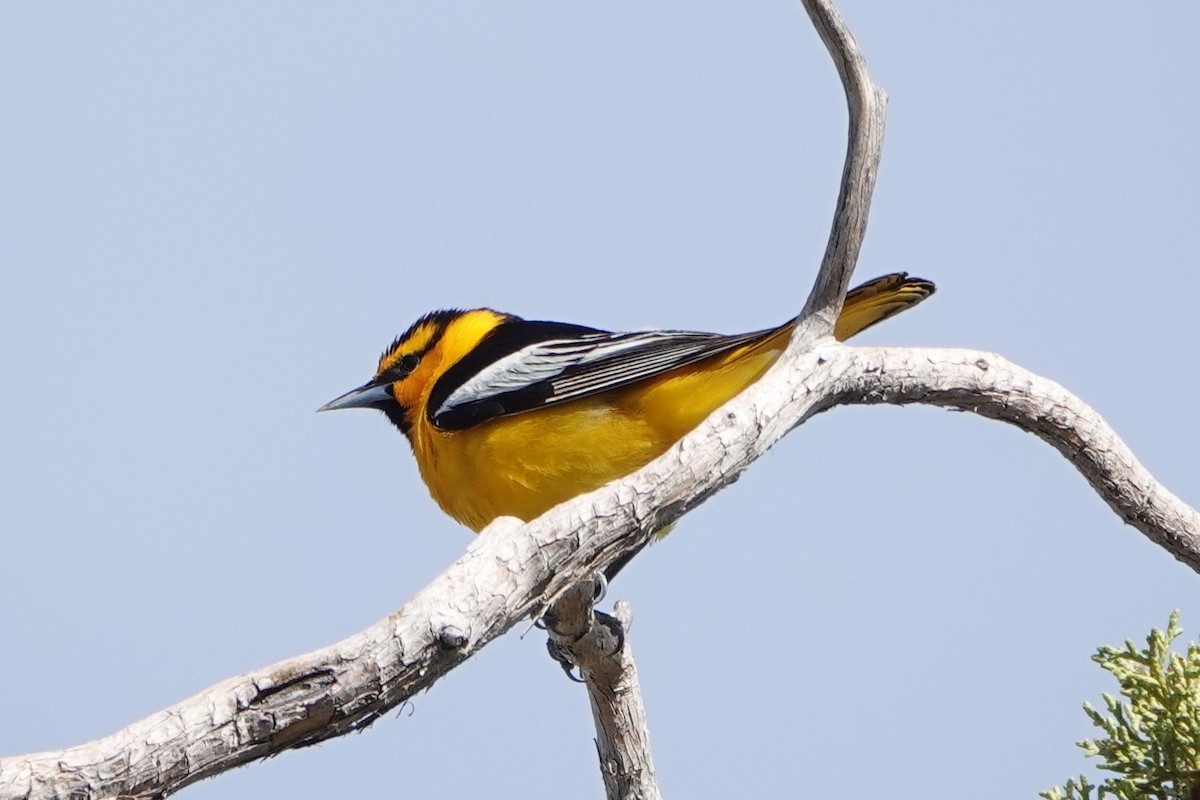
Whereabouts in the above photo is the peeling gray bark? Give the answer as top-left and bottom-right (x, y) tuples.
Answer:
(829, 347), (1200, 570)
(544, 586), (660, 800)
(5, 342), (1195, 800)
(2, 0), (1196, 798)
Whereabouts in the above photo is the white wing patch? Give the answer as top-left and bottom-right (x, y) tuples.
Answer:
(437, 336), (602, 414)
(434, 329), (728, 419)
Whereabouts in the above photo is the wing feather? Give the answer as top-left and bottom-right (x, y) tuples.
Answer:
(429, 320), (780, 430)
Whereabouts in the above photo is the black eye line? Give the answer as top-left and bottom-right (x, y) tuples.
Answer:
(378, 316), (452, 384)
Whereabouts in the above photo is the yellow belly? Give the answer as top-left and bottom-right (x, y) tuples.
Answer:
(411, 339), (786, 531)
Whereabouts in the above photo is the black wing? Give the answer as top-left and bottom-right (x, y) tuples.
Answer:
(427, 317), (782, 431)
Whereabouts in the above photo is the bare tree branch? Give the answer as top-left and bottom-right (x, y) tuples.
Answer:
(799, 0), (888, 332)
(6, 335), (1197, 799)
(584, 602), (658, 800)
(829, 347), (1200, 571)
(543, 589), (660, 800)
(2, 0), (1196, 798)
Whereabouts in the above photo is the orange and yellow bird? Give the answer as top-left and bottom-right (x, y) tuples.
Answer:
(320, 273), (934, 536)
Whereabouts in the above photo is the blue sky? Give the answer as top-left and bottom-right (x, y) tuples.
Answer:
(2, 2), (1198, 797)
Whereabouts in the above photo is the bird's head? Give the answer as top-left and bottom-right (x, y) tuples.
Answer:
(318, 308), (510, 436)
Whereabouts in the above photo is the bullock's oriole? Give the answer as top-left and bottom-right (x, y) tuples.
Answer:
(320, 273), (934, 533)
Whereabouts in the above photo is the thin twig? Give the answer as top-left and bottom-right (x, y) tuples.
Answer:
(797, 0), (888, 333)
(544, 590), (660, 800)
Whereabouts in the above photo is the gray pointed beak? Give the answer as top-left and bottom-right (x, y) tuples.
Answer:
(317, 382), (394, 412)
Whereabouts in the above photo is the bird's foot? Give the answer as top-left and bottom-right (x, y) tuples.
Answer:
(545, 638), (587, 683)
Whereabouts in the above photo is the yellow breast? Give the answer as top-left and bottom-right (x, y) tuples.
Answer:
(410, 332), (787, 531)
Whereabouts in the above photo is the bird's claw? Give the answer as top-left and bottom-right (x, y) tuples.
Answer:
(545, 639), (587, 683)
(592, 571), (609, 604)
(544, 609), (626, 681)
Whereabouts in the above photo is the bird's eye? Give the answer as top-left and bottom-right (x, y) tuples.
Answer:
(382, 353), (420, 380)
(378, 352), (421, 383)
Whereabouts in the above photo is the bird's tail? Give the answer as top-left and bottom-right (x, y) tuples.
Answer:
(833, 272), (935, 341)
